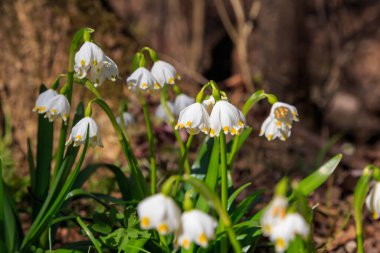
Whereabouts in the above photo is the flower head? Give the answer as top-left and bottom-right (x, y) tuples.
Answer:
(89, 56), (119, 87)
(45, 94), (70, 123)
(65, 117), (103, 147)
(209, 100), (246, 137)
(178, 210), (217, 249)
(260, 102), (299, 141)
(74, 42), (106, 78)
(126, 67), (160, 90)
(175, 103), (210, 135)
(270, 213), (309, 253)
(202, 96), (215, 111)
(174, 94), (195, 116)
(366, 182), (380, 219)
(116, 112), (135, 127)
(260, 196), (288, 236)
(155, 102), (174, 123)
(151, 60), (179, 87)
(137, 193), (181, 235)
(33, 89), (58, 113)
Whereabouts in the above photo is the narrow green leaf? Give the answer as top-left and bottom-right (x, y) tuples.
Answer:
(242, 90), (278, 116)
(27, 138), (35, 190)
(230, 190), (263, 224)
(298, 154), (342, 196)
(227, 183), (251, 210)
(76, 216), (103, 253)
(33, 85), (54, 220)
(0, 158), (5, 250)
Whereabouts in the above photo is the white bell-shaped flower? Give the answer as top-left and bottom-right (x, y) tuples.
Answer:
(270, 213), (309, 253)
(65, 117), (103, 147)
(260, 196), (288, 236)
(90, 56), (119, 87)
(202, 96), (215, 111)
(45, 94), (70, 123)
(126, 67), (160, 90)
(259, 116), (291, 141)
(155, 102), (174, 123)
(137, 193), (181, 235)
(116, 112), (135, 127)
(33, 89), (58, 113)
(175, 103), (210, 135)
(178, 210), (217, 249)
(260, 102), (298, 141)
(174, 94), (195, 116)
(74, 42), (106, 78)
(151, 60), (179, 87)
(209, 100), (246, 137)
(366, 182), (380, 219)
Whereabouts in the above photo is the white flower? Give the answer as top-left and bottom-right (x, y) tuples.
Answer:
(89, 56), (119, 87)
(260, 102), (299, 141)
(178, 210), (217, 249)
(174, 94), (195, 116)
(74, 42), (106, 78)
(209, 100), (246, 137)
(270, 213), (309, 253)
(155, 102), (174, 123)
(151, 60), (179, 87)
(33, 89), (58, 113)
(366, 182), (380, 219)
(175, 103), (210, 135)
(126, 67), (160, 90)
(116, 112), (135, 127)
(260, 196), (288, 236)
(137, 193), (181, 235)
(45, 94), (70, 123)
(65, 117), (103, 147)
(202, 96), (215, 111)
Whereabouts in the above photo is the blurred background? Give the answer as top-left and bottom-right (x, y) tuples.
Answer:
(1, 0), (380, 252)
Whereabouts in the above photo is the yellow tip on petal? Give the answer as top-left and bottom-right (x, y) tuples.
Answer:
(154, 83), (160, 89)
(275, 238), (286, 250)
(168, 77), (175, 84)
(373, 212), (379, 219)
(210, 128), (215, 137)
(158, 223), (169, 234)
(186, 121), (192, 127)
(141, 217), (150, 228)
(238, 120), (243, 127)
(80, 59), (85, 66)
(75, 135), (82, 141)
(268, 134), (273, 141)
(182, 237), (191, 249)
(231, 128), (237, 135)
(176, 74), (181, 80)
(141, 83), (148, 89)
(198, 233), (208, 247)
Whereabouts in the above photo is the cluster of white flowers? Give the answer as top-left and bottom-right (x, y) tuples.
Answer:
(33, 89), (70, 123)
(74, 42), (119, 87)
(176, 98), (247, 137)
(261, 196), (309, 253)
(155, 93), (195, 123)
(366, 182), (380, 219)
(137, 193), (217, 249)
(260, 102), (299, 141)
(127, 60), (180, 90)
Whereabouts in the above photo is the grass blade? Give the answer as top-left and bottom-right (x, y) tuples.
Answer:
(76, 216), (103, 253)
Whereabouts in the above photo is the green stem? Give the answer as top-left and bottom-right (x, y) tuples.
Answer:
(173, 135), (193, 194)
(228, 135), (240, 167)
(220, 133), (228, 210)
(140, 96), (157, 194)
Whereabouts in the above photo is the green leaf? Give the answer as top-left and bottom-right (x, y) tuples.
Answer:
(230, 190), (264, 224)
(242, 90), (278, 116)
(298, 154), (342, 196)
(91, 223), (112, 235)
(227, 128), (253, 168)
(0, 158), (5, 250)
(227, 183), (251, 210)
(76, 216), (103, 253)
(32, 85), (54, 220)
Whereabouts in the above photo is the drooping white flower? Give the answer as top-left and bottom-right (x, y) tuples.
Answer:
(126, 67), (160, 90)
(175, 103), (210, 135)
(65, 117), (103, 147)
(366, 182), (380, 219)
(45, 94), (70, 123)
(209, 100), (246, 137)
(151, 60), (179, 87)
(116, 112), (135, 127)
(74, 42), (106, 78)
(174, 94), (195, 116)
(178, 210), (217, 249)
(89, 56), (119, 87)
(270, 213), (309, 253)
(155, 102), (174, 123)
(137, 193), (181, 235)
(260, 196), (288, 236)
(260, 102), (299, 141)
(202, 96), (215, 111)
(33, 89), (58, 113)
